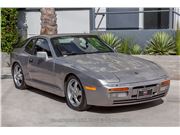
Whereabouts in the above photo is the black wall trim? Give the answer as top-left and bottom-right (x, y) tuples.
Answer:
(106, 27), (139, 30)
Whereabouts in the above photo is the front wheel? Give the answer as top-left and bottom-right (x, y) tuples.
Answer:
(12, 63), (27, 90)
(65, 75), (90, 111)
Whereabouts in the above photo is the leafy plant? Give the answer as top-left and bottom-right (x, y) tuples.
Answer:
(129, 44), (142, 55)
(145, 32), (176, 55)
(1, 8), (20, 54)
(117, 38), (130, 54)
(100, 33), (121, 49)
(100, 33), (143, 54)
(117, 38), (143, 55)
(176, 24), (180, 55)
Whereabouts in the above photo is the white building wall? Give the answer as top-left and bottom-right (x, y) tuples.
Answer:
(26, 12), (41, 37)
(139, 8), (144, 29)
(174, 8), (180, 30)
(56, 10), (90, 34)
(95, 8), (106, 30)
(25, 9), (90, 37)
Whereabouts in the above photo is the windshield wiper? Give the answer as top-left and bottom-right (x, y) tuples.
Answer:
(64, 51), (113, 56)
(86, 51), (113, 54)
(64, 52), (87, 56)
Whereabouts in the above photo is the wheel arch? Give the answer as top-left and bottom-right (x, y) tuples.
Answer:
(64, 73), (80, 86)
(11, 61), (21, 73)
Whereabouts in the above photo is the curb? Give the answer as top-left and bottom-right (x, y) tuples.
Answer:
(1, 67), (12, 79)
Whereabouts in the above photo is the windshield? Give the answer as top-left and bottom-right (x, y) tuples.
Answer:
(51, 35), (114, 56)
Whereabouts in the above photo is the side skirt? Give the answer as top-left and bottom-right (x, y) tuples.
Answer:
(25, 80), (65, 97)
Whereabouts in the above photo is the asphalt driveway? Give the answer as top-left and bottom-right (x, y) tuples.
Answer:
(1, 77), (180, 126)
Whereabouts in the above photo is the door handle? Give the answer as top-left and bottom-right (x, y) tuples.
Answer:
(29, 58), (33, 63)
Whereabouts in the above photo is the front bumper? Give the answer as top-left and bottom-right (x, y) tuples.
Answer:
(85, 78), (169, 106)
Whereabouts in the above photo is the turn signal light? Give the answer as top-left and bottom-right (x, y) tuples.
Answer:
(161, 80), (170, 87)
(108, 87), (129, 92)
(84, 86), (96, 91)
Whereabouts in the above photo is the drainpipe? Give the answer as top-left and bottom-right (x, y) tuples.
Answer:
(139, 8), (144, 30)
(169, 8), (173, 29)
(90, 8), (96, 32)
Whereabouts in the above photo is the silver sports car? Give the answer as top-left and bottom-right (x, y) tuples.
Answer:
(11, 34), (170, 111)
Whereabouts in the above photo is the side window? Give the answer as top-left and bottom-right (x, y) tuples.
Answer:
(25, 39), (36, 54)
(34, 38), (52, 57)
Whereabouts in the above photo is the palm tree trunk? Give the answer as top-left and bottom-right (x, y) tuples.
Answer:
(40, 8), (57, 35)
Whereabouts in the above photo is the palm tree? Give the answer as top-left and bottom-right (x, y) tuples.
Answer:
(40, 8), (57, 35)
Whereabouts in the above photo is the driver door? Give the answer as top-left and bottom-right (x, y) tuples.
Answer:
(28, 38), (56, 91)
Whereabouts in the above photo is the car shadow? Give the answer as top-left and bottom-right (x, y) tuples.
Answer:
(27, 87), (66, 103)
(88, 99), (164, 113)
(26, 87), (163, 113)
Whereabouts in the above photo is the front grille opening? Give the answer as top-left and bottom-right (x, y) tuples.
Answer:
(133, 86), (144, 89)
(133, 84), (157, 89)
(153, 92), (158, 95)
(145, 84), (157, 88)
(132, 95), (137, 98)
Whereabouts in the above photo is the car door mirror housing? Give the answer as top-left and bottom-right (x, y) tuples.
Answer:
(36, 51), (48, 60)
(113, 47), (118, 53)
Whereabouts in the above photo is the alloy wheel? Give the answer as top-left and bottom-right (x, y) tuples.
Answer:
(13, 64), (23, 87)
(67, 79), (83, 107)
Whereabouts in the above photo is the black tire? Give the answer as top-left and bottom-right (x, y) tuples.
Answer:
(65, 75), (91, 111)
(12, 63), (27, 90)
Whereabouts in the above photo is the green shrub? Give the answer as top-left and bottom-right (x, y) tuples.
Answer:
(145, 32), (176, 55)
(117, 38), (130, 54)
(117, 38), (143, 55)
(1, 8), (19, 54)
(176, 24), (180, 55)
(100, 33), (143, 54)
(129, 44), (142, 55)
(100, 33), (121, 49)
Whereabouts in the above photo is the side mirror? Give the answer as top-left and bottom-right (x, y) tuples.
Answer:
(36, 51), (48, 60)
(113, 47), (118, 53)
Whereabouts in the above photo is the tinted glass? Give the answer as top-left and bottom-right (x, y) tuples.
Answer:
(51, 35), (113, 56)
(25, 39), (36, 54)
(34, 38), (52, 57)
(144, 8), (169, 29)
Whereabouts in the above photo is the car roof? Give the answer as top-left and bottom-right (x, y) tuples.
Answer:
(31, 33), (98, 39)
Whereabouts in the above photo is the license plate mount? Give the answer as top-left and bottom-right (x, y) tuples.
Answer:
(138, 88), (153, 97)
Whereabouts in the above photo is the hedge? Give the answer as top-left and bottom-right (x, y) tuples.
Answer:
(1, 8), (19, 54)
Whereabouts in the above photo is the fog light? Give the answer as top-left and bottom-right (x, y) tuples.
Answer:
(110, 92), (128, 98)
(160, 86), (168, 91)
(117, 92), (128, 97)
(111, 93), (117, 98)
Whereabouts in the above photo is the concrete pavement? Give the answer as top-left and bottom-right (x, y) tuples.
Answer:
(1, 77), (180, 126)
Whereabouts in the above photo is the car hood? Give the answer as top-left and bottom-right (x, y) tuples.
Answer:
(62, 53), (167, 84)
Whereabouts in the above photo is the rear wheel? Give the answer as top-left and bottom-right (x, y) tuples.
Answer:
(65, 75), (90, 111)
(12, 63), (27, 90)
